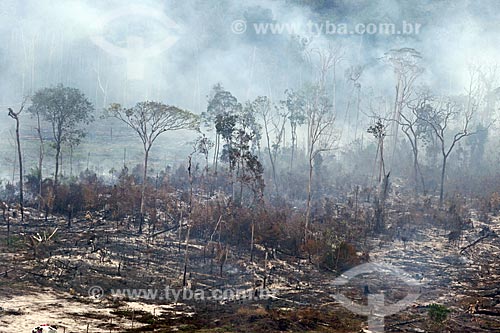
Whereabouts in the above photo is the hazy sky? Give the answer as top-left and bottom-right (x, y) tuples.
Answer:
(1, 0), (499, 179)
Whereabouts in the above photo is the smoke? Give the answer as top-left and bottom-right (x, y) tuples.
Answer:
(0, 0), (499, 179)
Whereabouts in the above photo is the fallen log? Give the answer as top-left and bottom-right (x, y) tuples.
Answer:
(459, 234), (492, 254)
(387, 318), (422, 328)
(0, 269), (14, 276)
(149, 223), (187, 239)
(477, 309), (500, 316)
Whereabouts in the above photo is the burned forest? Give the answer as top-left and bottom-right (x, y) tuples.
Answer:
(0, 1), (500, 332)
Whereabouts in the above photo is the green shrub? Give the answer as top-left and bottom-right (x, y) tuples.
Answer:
(427, 303), (450, 323)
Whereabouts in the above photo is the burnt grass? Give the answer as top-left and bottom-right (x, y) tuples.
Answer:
(1, 204), (499, 332)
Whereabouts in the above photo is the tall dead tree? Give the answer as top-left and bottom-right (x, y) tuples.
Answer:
(383, 48), (423, 168)
(28, 105), (45, 210)
(343, 65), (364, 140)
(303, 47), (339, 239)
(8, 99), (27, 221)
(253, 96), (283, 195)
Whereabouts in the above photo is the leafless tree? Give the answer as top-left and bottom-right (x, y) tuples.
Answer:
(253, 96), (284, 195)
(383, 48), (423, 167)
(30, 104), (45, 210)
(303, 46), (341, 239)
(343, 65), (364, 140)
(7, 98), (28, 221)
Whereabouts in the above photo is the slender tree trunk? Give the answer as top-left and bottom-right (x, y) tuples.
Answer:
(188, 155), (193, 207)
(417, 159), (426, 195)
(354, 85), (361, 140)
(12, 139), (16, 184)
(70, 145), (73, 177)
(182, 225), (191, 287)
(6, 214), (10, 246)
(140, 147), (150, 234)
(290, 125), (296, 170)
(412, 147), (427, 195)
(239, 135), (245, 204)
(8, 109), (24, 221)
(305, 154), (313, 240)
(378, 138), (385, 183)
(36, 113), (44, 211)
(440, 156), (447, 206)
(264, 122), (277, 194)
(413, 149), (419, 195)
(55, 143), (61, 186)
(213, 134), (219, 175)
(250, 220), (255, 262)
(390, 80), (402, 168)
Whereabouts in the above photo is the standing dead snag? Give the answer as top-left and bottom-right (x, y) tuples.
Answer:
(183, 151), (195, 287)
(303, 46), (340, 240)
(106, 101), (199, 234)
(29, 103), (46, 211)
(253, 96), (279, 195)
(2, 202), (10, 246)
(382, 48), (423, 167)
(8, 99), (27, 222)
(373, 172), (390, 233)
(182, 225), (191, 287)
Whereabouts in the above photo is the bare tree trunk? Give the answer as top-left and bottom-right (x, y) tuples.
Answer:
(411, 147), (426, 195)
(440, 156), (447, 206)
(139, 147), (150, 234)
(305, 154), (313, 240)
(182, 225), (191, 287)
(378, 138), (385, 183)
(70, 145), (73, 177)
(6, 214), (10, 246)
(36, 112), (44, 211)
(16, 121), (23, 221)
(264, 121), (278, 195)
(374, 172), (390, 233)
(55, 143), (61, 186)
(8, 108), (24, 221)
(413, 151), (419, 194)
(290, 124), (297, 170)
(213, 135), (220, 175)
(250, 221), (255, 262)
